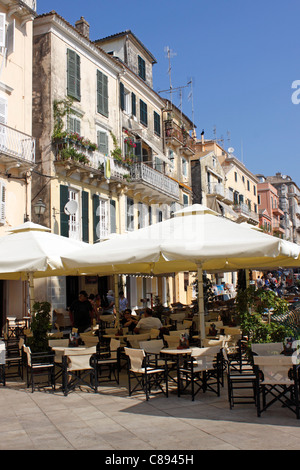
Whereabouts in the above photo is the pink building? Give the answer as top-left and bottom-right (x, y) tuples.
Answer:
(257, 179), (285, 237)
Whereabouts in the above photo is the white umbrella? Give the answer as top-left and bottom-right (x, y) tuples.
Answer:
(62, 204), (300, 339)
(0, 221), (88, 312)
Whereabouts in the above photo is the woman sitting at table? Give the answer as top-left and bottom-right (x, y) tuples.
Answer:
(120, 309), (138, 333)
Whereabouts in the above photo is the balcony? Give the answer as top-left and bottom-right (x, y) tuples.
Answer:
(233, 203), (259, 224)
(0, 123), (35, 170)
(22, 0), (37, 10)
(54, 142), (130, 183)
(207, 183), (234, 204)
(164, 120), (195, 156)
(130, 163), (180, 202)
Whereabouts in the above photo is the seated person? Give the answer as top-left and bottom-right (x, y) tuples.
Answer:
(134, 308), (162, 334)
(120, 309), (138, 333)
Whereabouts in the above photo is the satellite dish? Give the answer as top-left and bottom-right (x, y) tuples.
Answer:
(64, 200), (78, 216)
(228, 147), (235, 154)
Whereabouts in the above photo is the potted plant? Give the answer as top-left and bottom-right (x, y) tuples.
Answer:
(27, 301), (52, 353)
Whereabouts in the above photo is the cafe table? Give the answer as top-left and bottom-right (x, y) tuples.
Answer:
(160, 347), (193, 397)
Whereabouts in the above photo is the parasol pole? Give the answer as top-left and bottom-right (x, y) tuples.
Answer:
(196, 262), (206, 344)
(114, 274), (119, 327)
(27, 272), (35, 316)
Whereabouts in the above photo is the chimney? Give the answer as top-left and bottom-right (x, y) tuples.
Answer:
(75, 17), (90, 39)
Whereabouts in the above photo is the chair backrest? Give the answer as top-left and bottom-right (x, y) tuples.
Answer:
(202, 338), (225, 348)
(223, 327), (241, 336)
(66, 346), (97, 371)
(139, 339), (164, 354)
(253, 355), (295, 385)
(169, 329), (189, 337)
(163, 334), (180, 348)
(150, 328), (160, 339)
(80, 333), (99, 347)
(105, 328), (118, 335)
(124, 347), (145, 372)
(48, 339), (69, 348)
(170, 312), (186, 322)
(0, 341), (5, 365)
(110, 338), (120, 359)
(251, 342), (283, 356)
(23, 345), (32, 366)
(191, 346), (221, 371)
(127, 333), (151, 348)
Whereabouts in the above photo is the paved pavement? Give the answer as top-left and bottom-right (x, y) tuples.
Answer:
(1, 371), (300, 451)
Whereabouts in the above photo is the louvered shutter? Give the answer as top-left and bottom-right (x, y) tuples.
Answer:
(97, 70), (108, 117)
(120, 82), (125, 110)
(97, 130), (108, 155)
(67, 49), (81, 101)
(110, 199), (116, 234)
(93, 194), (100, 243)
(81, 191), (89, 243)
(0, 181), (5, 224)
(0, 14), (6, 49)
(60, 185), (69, 238)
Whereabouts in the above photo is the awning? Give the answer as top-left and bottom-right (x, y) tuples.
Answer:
(134, 130), (171, 164)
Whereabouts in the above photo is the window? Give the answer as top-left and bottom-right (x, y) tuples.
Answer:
(234, 172), (238, 182)
(139, 99), (148, 126)
(157, 210), (163, 223)
(126, 197), (134, 231)
(97, 130), (108, 155)
(138, 202), (149, 229)
(110, 199), (116, 233)
(154, 111), (161, 136)
(60, 185), (80, 239)
(247, 180), (250, 191)
(132, 93), (136, 116)
(258, 195), (261, 205)
(183, 194), (189, 207)
(97, 70), (108, 117)
(0, 180), (6, 224)
(253, 185), (256, 196)
(93, 195), (109, 242)
(138, 55), (146, 81)
(182, 157), (188, 177)
(120, 82), (135, 116)
(67, 116), (81, 134)
(68, 189), (80, 240)
(67, 49), (81, 101)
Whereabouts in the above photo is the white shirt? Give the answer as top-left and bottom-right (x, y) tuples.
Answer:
(136, 316), (162, 330)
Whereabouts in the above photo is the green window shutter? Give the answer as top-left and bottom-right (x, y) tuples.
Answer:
(120, 82), (125, 110)
(60, 185), (69, 238)
(134, 141), (142, 162)
(82, 191), (89, 243)
(154, 111), (161, 136)
(110, 199), (116, 234)
(97, 70), (108, 117)
(67, 49), (81, 101)
(97, 131), (108, 155)
(138, 55), (146, 81)
(131, 93), (136, 116)
(140, 100), (148, 126)
(93, 194), (100, 243)
(67, 116), (81, 134)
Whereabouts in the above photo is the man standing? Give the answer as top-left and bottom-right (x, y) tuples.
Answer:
(69, 290), (94, 333)
(119, 291), (128, 314)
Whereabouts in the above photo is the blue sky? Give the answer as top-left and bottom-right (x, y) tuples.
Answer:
(37, 0), (300, 184)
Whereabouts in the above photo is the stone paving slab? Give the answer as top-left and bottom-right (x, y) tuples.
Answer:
(0, 374), (300, 451)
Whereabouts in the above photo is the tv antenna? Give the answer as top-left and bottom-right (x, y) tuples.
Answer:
(164, 46), (177, 97)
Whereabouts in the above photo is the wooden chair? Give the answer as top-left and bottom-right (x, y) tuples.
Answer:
(23, 345), (55, 393)
(124, 347), (168, 400)
(95, 338), (121, 384)
(253, 355), (300, 419)
(179, 346), (222, 400)
(62, 346), (97, 396)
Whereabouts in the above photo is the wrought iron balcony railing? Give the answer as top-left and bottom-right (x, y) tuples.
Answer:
(0, 123), (35, 163)
(130, 163), (180, 199)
